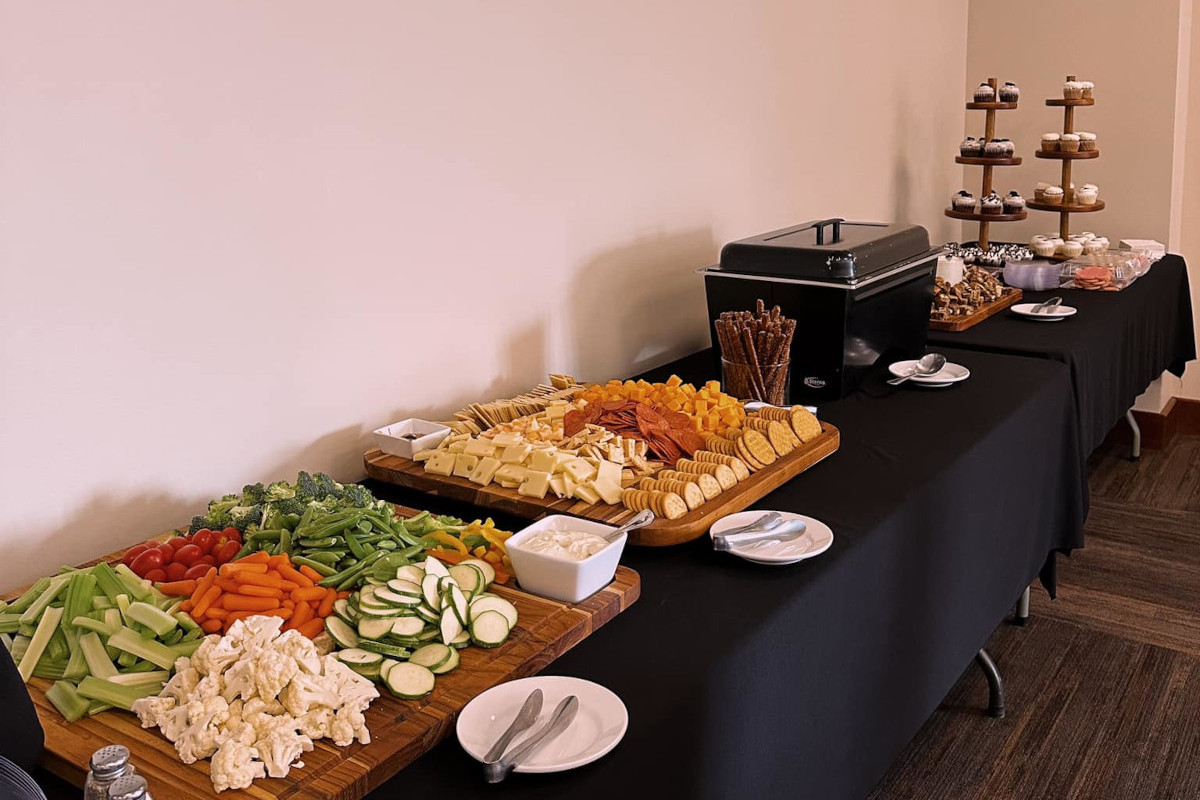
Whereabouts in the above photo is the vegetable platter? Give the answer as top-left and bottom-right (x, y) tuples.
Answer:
(5, 505), (640, 800)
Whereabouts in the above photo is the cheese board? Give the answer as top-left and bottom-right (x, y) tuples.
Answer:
(364, 422), (840, 547)
(929, 287), (1023, 332)
(4, 507), (640, 800)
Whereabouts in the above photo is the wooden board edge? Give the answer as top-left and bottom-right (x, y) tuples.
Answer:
(929, 288), (1024, 332)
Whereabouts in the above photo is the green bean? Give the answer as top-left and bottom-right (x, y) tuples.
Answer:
(289, 556), (337, 577)
(344, 531), (367, 561)
(302, 550), (346, 565)
(276, 528), (292, 557)
(298, 537), (339, 549)
(318, 551), (385, 589)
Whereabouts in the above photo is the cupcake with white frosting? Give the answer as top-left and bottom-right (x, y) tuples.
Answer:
(1042, 133), (1061, 152)
(1079, 132), (1097, 152)
(1064, 81), (1084, 100)
(952, 190), (976, 212)
(974, 83), (996, 102)
(1076, 185), (1099, 205)
(1044, 186), (1065, 206)
(1032, 239), (1057, 258)
(1003, 191), (1026, 213)
(1060, 241), (1084, 258)
(984, 138), (1006, 158)
(1060, 133), (1081, 153)
(960, 137), (984, 157)
(980, 192), (1003, 215)
(1081, 81), (1095, 99)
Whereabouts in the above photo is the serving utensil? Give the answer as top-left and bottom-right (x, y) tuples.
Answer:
(715, 519), (808, 552)
(1031, 296), (1063, 314)
(483, 688), (544, 764)
(887, 353), (947, 386)
(712, 511), (783, 552)
(603, 509), (655, 543)
(484, 695), (579, 783)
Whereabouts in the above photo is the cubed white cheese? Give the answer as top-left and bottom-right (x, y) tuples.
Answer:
(527, 448), (558, 474)
(591, 478), (623, 505)
(468, 457), (502, 486)
(500, 444), (533, 464)
(595, 460), (621, 485)
(573, 484), (601, 504)
(464, 438), (496, 458)
(452, 453), (479, 479)
(562, 458), (597, 483)
(490, 432), (523, 447)
(425, 452), (456, 477)
(518, 471), (552, 499)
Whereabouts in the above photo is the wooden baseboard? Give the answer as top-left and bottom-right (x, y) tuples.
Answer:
(1105, 397), (1200, 450)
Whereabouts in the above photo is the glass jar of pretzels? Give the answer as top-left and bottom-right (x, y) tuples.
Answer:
(715, 301), (796, 406)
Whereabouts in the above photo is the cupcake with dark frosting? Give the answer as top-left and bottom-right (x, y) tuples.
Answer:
(998, 82), (1020, 102)
(980, 192), (1003, 215)
(974, 83), (996, 102)
(952, 190), (976, 212)
(1003, 191), (1026, 213)
(984, 139), (1006, 159)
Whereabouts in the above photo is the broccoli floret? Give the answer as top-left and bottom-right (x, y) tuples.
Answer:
(270, 497), (306, 517)
(313, 473), (341, 500)
(188, 515), (210, 535)
(265, 481), (296, 502)
(208, 493), (241, 515)
(206, 510), (234, 531)
(230, 507), (264, 534)
(241, 482), (268, 505)
(294, 471), (320, 502)
(339, 483), (375, 508)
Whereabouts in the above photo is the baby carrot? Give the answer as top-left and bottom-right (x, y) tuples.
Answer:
(336, 591), (350, 600)
(157, 579), (197, 597)
(193, 585), (222, 618)
(201, 619), (223, 633)
(216, 578), (242, 593)
(232, 571), (283, 588)
(267, 554), (287, 568)
(238, 551), (271, 565)
(180, 600), (194, 612)
(222, 595), (282, 612)
(317, 588), (337, 618)
(205, 607), (228, 620)
(296, 618), (325, 639)
(297, 565), (324, 583)
(277, 565), (313, 588)
(220, 561), (269, 576)
(190, 569), (218, 605)
(290, 600), (314, 627)
(279, 580), (299, 591)
(290, 587), (327, 603)
(236, 585), (283, 598)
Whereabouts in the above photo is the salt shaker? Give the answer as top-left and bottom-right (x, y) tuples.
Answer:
(107, 774), (152, 800)
(84, 745), (135, 800)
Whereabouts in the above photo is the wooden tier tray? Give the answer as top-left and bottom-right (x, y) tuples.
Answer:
(1026, 199), (1106, 213)
(965, 101), (1018, 110)
(955, 155), (1022, 166)
(929, 288), (1024, 332)
(365, 423), (841, 547)
(1035, 149), (1100, 160)
(1047, 97), (1095, 106)
(944, 207), (1028, 222)
(6, 509), (641, 800)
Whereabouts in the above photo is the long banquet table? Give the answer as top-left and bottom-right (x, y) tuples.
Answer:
(927, 254), (1195, 458)
(358, 346), (1087, 800)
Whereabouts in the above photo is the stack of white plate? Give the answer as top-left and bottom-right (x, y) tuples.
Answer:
(0, 756), (46, 800)
(887, 360), (971, 388)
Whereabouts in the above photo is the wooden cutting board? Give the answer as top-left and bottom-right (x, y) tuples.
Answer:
(4, 507), (640, 800)
(364, 422), (840, 546)
(929, 288), (1024, 332)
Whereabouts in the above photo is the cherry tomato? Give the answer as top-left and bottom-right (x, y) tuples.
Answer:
(166, 537), (190, 552)
(156, 543), (176, 561)
(121, 544), (150, 567)
(198, 554), (217, 566)
(184, 563), (214, 581)
(174, 544), (204, 566)
(214, 540), (242, 564)
(143, 568), (167, 583)
(129, 549), (166, 576)
(192, 529), (217, 554)
(164, 561), (188, 582)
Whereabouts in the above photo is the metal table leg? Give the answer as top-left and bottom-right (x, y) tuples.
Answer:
(1126, 409), (1141, 460)
(1014, 586), (1030, 626)
(975, 649), (1005, 718)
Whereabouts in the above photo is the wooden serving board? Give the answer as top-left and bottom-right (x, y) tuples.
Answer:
(929, 288), (1023, 332)
(4, 507), (640, 800)
(364, 422), (840, 547)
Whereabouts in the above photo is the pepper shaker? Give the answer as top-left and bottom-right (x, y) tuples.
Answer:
(84, 746), (135, 800)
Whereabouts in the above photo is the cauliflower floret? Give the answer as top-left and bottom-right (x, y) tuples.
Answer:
(296, 707), (335, 739)
(224, 617), (284, 654)
(209, 741), (265, 793)
(192, 673), (223, 701)
(216, 699), (256, 747)
(273, 629), (322, 675)
(331, 705), (370, 746)
(191, 634), (243, 677)
(158, 704), (191, 743)
(255, 729), (313, 778)
(252, 648), (298, 701)
(161, 666), (200, 704)
(131, 695), (176, 729)
(176, 724), (222, 765)
(321, 657), (380, 709)
(220, 657), (259, 703)
(279, 672), (342, 716)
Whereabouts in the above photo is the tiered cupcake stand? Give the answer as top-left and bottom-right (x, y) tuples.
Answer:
(944, 76), (1025, 250)
(1026, 74), (1105, 247)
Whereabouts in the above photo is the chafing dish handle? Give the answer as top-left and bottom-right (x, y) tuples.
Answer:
(812, 218), (844, 245)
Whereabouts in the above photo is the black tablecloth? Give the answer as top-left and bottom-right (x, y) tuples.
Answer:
(927, 254), (1195, 457)
(357, 347), (1085, 800)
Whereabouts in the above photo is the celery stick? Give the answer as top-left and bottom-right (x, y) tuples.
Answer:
(90, 596), (114, 611)
(64, 643), (90, 680)
(0, 614), (20, 634)
(10, 635), (30, 664)
(124, 660), (159, 673)
(72, 616), (114, 636)
(90, 562), (126, 603)
(87, 700), (113, 716)
(18, 575), (70, 624)
(107, 627), (177, 670)
(112, 565), (152, 601)
(63, 572), (97, 630)
(174, 612), (200, 633)
(7, 578), (50, 616)
(1, 633), (11, 652)
(169, 639), (203, 658)
(45, 626), (69, 662)
(0, 600), (7, 613)
(115, 594), (131, 624)
(164, 600), (183, 616)
(79, 632), (117, 679)
(17, 623), (36, 638)
(33, 661), (68, 680)
(181, 627), (203, 642)
(17, 605), (63, 682)
(76, 676), (161, 711)
(107, 670), (168, 687)
(116, 650), (138, 668)
(103, 609), (122, 635)
(163, 629), (183, 646)
(46, 680), (90, 722)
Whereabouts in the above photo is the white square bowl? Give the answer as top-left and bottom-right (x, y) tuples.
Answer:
(373, 418), (450, 459)
(505, 515), (626, 604)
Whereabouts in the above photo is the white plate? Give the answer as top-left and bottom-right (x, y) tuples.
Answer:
(457, 676), (627, 773)
(888, 360), (971, 385)
(1011, 302), (1078, 321)
(709, 511), (834, 565)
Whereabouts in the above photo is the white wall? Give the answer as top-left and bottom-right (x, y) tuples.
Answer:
(1181, 0), (1200, 399)
(0, 1), (968, 586)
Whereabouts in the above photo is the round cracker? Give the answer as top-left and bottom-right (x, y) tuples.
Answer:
(660, 492), (688, 520)
(741, 429), (777, 465)
(790, 407), (822, 443)
(759, 405), (791, 422)
(766, 420), (795, 456)
(735, 436), (766, 471)
(694, 450), (751, 481)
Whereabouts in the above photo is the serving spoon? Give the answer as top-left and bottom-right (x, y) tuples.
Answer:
(602, 509), (655, 542)
(887, 353), (947, 386)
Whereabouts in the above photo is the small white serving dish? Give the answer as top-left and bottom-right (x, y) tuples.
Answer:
(505, 515), (625, 603)
(372, 418), (450, 459)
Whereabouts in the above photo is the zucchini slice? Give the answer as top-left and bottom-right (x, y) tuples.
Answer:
(385, 662), (436, 699)
(469, 610), (511, 649)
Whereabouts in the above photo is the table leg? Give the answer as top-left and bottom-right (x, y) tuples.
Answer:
(1014, 586), (1030, 626)
(975, 649), (1005, 718)
(1126, 409), (1141, 460)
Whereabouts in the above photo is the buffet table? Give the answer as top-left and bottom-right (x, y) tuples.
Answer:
(361, 346), (1086, 800)
(927, 254), (1195, 458)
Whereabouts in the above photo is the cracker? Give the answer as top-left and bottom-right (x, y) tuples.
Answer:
(693, 450), (751, 481)
(790, 407), (822, 443)
(659, 492), (688, 520)
(657, 470), (721, 500)
(658, 479), (704, 510)
(745, 416), (773, 435)
(741, 429), (777, 466)
(676, 459), (737, 490)
(735, 436), (766, 471)
(766, 420), (795, 456)
(759, 405), (792, 423)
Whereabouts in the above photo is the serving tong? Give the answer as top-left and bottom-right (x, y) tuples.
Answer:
(1030, 296), (1063, 314)
(712, 512), (808, 552)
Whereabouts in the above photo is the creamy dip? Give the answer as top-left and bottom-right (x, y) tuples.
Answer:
(520, 530), (611, 561)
